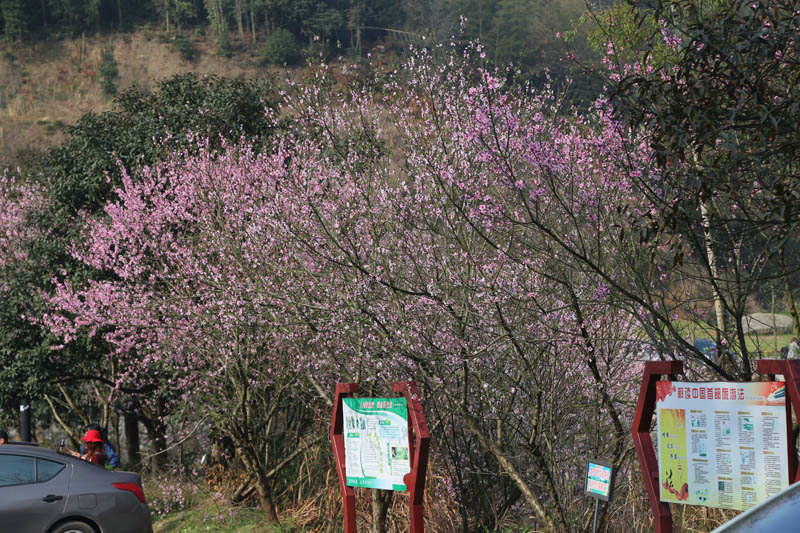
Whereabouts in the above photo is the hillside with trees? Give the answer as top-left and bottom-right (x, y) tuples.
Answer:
(0, 0), (601, 168)
(1, 0), (799, 531)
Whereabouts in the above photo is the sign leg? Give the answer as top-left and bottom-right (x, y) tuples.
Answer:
(343, 491), (357, 533)
(410, 495), (424, 533)
(330, 383), (359, 533)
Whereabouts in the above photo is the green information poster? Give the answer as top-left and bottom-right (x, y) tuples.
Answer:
(343, 397), (410, 491)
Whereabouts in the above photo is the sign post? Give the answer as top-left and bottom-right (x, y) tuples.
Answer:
(330, 383), (359, 533)
(393, 381), (430, 532)
(329, 381), (430, 532)
(584, 459), (614, 533)
(632, 360), (683, 533)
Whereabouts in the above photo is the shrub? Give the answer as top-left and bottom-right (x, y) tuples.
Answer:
(217, 31), (232, 58)
(98, 47), (119, 97)
(263, 28), (298, 66)
(174, 34), (198, 62)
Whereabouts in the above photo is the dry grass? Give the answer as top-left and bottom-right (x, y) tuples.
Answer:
(199, 452), (461, 532)
(159, 447), (760, 532)
(271, 458), (460, 532)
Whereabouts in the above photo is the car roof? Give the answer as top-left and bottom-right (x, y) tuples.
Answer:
(0, 443), (81, 463)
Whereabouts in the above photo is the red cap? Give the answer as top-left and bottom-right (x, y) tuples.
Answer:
(82, 429), (103, 443)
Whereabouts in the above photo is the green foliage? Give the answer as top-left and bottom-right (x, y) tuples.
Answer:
(302, 6), (344, 46)
(98, 46), (119, 97)
(0, 0), (595, 108)
(44, 72), (280, 214)
(608, 0), (800, 194)
(599, 0), (800, 372)
(263, 27), (299, 66)
(157, 0), (199, 32)
(174, 33), (198, 61)
(1, 0), (25, 42)
(46, 0), (102, 36)
(584, 1), (675, 68)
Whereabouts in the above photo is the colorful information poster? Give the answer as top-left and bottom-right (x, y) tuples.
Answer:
(656, 381), (788, 511)
(343, 397), (410, 491)
(585, 460), (614, 501)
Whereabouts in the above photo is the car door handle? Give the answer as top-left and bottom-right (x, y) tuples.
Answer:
(42, 494), (63, 503)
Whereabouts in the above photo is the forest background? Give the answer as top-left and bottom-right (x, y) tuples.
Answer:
(0, 0), (798, 531)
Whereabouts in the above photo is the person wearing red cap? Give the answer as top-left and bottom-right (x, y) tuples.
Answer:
(81, 429), (108, 466)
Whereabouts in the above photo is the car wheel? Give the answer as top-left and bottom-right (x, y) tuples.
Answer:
(49, 521), (96, 533)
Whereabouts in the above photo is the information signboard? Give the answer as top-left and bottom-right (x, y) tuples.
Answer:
(656, 381), (789, 511)
(585, 459), (614, 501)
(343, 397), (411, 490)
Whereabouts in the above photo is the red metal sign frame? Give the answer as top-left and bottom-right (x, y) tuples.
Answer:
(632, 360), (800, 533)
(329, 381), (430, 532)
(393, 380), (430, 532)
(330, 382), (359, 533)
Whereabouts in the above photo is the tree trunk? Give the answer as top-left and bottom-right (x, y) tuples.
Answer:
(700, 200), (726, 334)
(214, 0), (224, 39)
(124, 411), (141, 468)
(255, 474), (279, 522)
(217, 0), (224, 38)
(44, 394), (79, 446)
(166, 0), (172, 32)
(371, 489), (392, 533)
(235, 0), (245, 43)
(785, 273), (799, 337)
(462, 408), (565, 532)
(140, 412), (168, 471)
(235, 439), (280, 522)
(112, 410), (120, 456)
(249, 0), (256, 44)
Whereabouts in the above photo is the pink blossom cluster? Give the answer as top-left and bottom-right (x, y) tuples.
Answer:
(0, 173), (46, 274)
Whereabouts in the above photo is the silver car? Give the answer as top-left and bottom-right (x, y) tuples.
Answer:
(711, 480), (800, 532)
(0, 442), (153, 533)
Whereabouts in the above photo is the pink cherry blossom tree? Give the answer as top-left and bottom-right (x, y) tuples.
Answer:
(276, 48), (658, 530)
(45, 44), (663, 530)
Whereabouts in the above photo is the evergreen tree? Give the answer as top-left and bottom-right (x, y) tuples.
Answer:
(98, 46), (119, 97)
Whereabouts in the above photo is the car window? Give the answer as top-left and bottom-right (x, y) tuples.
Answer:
(0, 455), (36, 487)
(36, 458), (65, 482)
